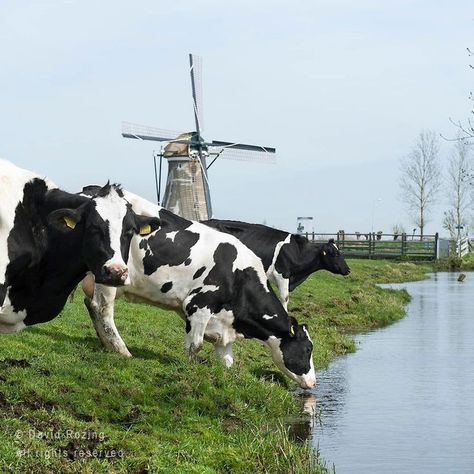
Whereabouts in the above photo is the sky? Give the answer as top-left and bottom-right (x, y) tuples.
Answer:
(0, 0), (472, 236)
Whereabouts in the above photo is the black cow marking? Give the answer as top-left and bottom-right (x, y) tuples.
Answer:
(185, 243), (237, 316)
(139, 210), (200, 276)
(203, 219), (287, 271)
(161, 282), (173, 293)
(184, 243), (289, 342)
(193, 266), (206, 279)
(0, 283), (7, 306)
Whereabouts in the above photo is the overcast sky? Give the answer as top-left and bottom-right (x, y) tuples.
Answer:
(0, 1), (472, 235)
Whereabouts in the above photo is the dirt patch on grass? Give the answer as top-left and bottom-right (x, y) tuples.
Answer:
(221, 415), (244, 433)
(0, 391), (58, 416)
(1, 358), (31, 368)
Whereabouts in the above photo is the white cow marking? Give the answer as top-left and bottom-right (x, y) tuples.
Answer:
(262, 314), (277, 320)
(94, 188), (129, 275)
(165, 231), (179, 242)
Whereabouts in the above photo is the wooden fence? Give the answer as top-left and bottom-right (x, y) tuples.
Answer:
(304, 231), (439, 260)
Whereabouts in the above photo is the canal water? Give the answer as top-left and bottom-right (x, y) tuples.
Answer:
(308, 272), (474, 474)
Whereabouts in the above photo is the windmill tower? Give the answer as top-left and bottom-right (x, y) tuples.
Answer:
(122, 54), (276, 221)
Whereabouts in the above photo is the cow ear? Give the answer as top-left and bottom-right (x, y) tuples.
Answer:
(47, 208), (83, 233)
(135, 215), (160, 236)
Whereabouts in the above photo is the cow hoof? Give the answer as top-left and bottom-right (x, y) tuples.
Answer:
(119, 348), (133, 358)
(223, 355), (234, 368)
(187, 342), (202, 360)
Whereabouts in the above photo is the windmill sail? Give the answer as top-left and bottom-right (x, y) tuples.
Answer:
(208, 146), (276, 164)
(122, 122), (189, 143)
(189, 54), (204, 134)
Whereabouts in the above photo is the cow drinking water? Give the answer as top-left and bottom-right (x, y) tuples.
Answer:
(81, 190), (316, 389)
(0, 159), (159, 334)
(203, 220), (350, 310)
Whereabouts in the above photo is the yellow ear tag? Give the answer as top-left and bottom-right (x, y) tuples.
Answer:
(64, 216), (77, 229)
(322, 251), (327, 256)
(139, 224), (152, 236)
(290, 325), (295, 336)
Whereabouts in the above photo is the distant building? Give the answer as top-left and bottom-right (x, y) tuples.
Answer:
(297, 216), (313, 234)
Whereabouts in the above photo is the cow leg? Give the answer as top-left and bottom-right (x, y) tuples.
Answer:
(83, 279), (132, 358)
(274, 274), (290, 311)
(185, 308), (212, 359)
(0, 320), (26, 334)
(0, 299), (27, 333)
(214, 342), (234, 368)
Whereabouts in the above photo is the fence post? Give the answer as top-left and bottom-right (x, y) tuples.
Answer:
(434, 232), (439, 260)
(401, 233), (406, 257)
(368, 232), (372, 259)
(312, 231), (315, 241)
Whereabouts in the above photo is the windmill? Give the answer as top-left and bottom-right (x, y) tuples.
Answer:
(122, 54), (276, 221)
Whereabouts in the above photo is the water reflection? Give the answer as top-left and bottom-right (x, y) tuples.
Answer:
(289, 394), (317, 443)
(308, 272), (474, 474)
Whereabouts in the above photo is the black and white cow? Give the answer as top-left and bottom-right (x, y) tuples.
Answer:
(0, 159), (159, 334)
(81, 190), (316, 389)
(203, 220), (350, 310)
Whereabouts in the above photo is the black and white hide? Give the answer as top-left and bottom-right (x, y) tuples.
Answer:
(0, 159), (159, 335)
(203, 220), (350, 310)
(81, 190), (316, 389)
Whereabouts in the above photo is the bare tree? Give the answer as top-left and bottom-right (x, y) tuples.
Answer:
(448, 47), (474, 140)
(399, 130), (441, 238)
(442, 210), (457, 239)
(442, 139), (473, 239)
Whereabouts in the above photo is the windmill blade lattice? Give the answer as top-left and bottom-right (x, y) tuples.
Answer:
(122, 122), (189, 143)
(208, 146), (276, 164)
(189, 54), (204, 134)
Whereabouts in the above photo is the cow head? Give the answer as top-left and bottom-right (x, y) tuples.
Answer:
(47, 183), (160, 286)
(267, 317), (316, 389)
(319, 239), (350, 276)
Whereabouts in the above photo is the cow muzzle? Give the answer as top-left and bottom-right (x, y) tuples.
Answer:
(299, 375), (317, 390)
(99, 263), (129, 286)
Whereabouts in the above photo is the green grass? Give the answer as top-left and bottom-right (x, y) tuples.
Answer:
(433, 252), (474, 271)
(0, 259), (430, 473)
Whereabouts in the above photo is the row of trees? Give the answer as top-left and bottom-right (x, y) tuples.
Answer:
(399, 47), (473, 239)
(399, 130), (473, 238)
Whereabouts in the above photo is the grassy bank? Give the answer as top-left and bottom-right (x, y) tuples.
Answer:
(0, 260), (429, 473)
(432, 252), (474, 271)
